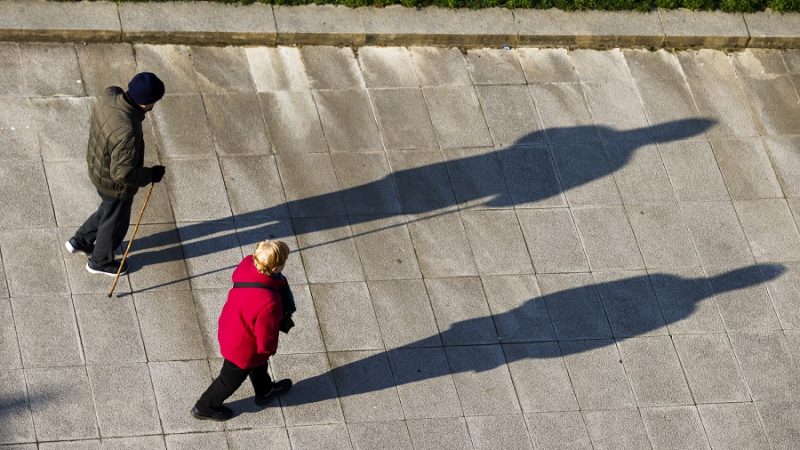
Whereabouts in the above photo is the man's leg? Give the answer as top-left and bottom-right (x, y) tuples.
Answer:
(194, 360), (249, 416)
(71, 192), (106, 252)
(90, 192), (132, 267)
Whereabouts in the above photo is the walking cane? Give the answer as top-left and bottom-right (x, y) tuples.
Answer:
(107, 183), (154, 298)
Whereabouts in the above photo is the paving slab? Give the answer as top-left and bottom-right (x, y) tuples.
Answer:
(273, 285), (326, 355)
(302, 46), (364, 90)
(593, 270), (668, 337)
(165, 431), (228, 450)
(466, 414), (533, 450)
(466, 48), (527, 85)
(347, 421), (413, 450)
(698, 403), (770, 449)
(315, 89), (383, 150)
(744, 11), (800, 48)
(583, 409), (652, 450)
(72, 293), (145, 364)
(31, 97), (91, 162)
(151, 96), (214, 158)
(148, 360), (221, 434)
(406, 417), (472, 450)
(626, 202), (699, 268)
(270, 353), (344, 426)
(219, 155), (288, 219)
(361, 6), (516, 47)
(26, 367), (98, 441)
(525, 411), (592, 450)
(446, 345), (520, 415)
(549, 142), (622, 206)
(287, 424), (351, 450)
(120, 2), (274, 45)
(407, 212), (478, 277)
(0, 299), (21, 369)
(425, 277), (494, 345)
(39, 440), (101, 450)
(476, 85), (545, 147)
(672, 333), (749, 403)
(227, 429), (291, 450)
(706, 264), (781, 331)
(275, 4), (365, 46)
(570, 49), (630, 82)
(728, 331), (800, 402)
(409, 47), (471, 87)
(660, 9), (749, 48)
(162, 158), (231, 222)
(259, 90), (328, 153)
(0, 162), (55, 229)
(0, 97), (39, 162)
(188, 289), (225, 359)
(497, 145), (566, 209)
(734, 199), (800, 263)
(649, 267), (725, 334)
(368, 279), (439, 349)
(369, 88), (438, 150)
(560, 340), (635, 409)
(86, 363), (160, 438)
(461, 210), (532, 275)
(617, 336), (693, 406)
(657, 140), (728, 202)
(277, 153), (345, 217)
(0, 229), (68, 297)
(536, 273), (612, 340)
(515, 9), (663, 47)
(423, 85), (492, 149)
(133, 44), (199, 95)
(45, 160), (97, 228)
(357, 46), (419, 88)
(102, 436), (166, 450)
(388, 347), (463, 419)
(765, 136), (800, 198)
(503, 342), (577, 412)
(126, 224), (191, 293)
(0, 0), (118, 42)
(294, 217), (363, 283)
(350, 215), (421, 280)
(680, 201), (753, 267)
(328, 350), (404, 422)
(754, 401), (800, 449)
(331, 152), (401, 215)
(763, 262), (800, 329)
(246, 46), (310, 93)
(571, 206), (644, 270)
(388, 150), (456, 213)
(442, 147), (511, 210)
(0, 369), (35, 445)
(310, 282), (382, 351)
(134, 290), (206, 362)
(607, 143), (675, 204)
(0, 43), (25, 96)
(203, 93), (271, 155)
(177, 221), (243, 290)
(732, 51), (800, 136)
(516, 48), (578, 84)
(582, 81), (650, 144)
(640, 406), (710, 450)
(75, 44), (137, 97)
(190, 45), (254, 94)
(482, 275), (555, 342)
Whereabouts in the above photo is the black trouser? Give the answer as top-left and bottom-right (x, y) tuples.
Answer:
(195, 359), (272, 411)
(74, 190), (133, 266)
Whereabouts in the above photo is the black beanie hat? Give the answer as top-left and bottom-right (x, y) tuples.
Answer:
(127, 72), (165, 105)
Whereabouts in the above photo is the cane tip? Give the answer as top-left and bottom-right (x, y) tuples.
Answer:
(107, 293), (112, 298)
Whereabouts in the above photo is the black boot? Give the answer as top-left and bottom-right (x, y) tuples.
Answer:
(255, 379), (292, 406)
(191, 405), (233, 421)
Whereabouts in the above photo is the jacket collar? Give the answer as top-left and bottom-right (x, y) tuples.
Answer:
(120, 92), (146, 122)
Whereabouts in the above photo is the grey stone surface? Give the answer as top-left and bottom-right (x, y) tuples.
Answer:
(275, 4), (365, 46)
(755, 401), (800, 449)
(388, 347), (462, 419)
(711, 137), (783, 200)
(0, 1), (118, 42)
(203, 93), (270, 155)
(583, 409), (652, 450)
(361, 6), (516, 47)
(550, 142), (622, 206)
(45, 161), (97, 227)
(728, 332), (800, 402)
(270, 353), (344, 426)
(407, 212), (478, 278)
(287, 424), (351, 450)
(0, 43), (24, 97)
(120, 2), (275, 45)
(0, 299), (21, 369)
(134, 290), (206, 361)
(164, 432), (228, 450)
(331, 152), (401, 215)
(526, 411), (592, 450)
(274, 284), (326, 355)
(476, 85), (545, 147)
(649, 267), (724, 334)
(0, 229), (68, 297)
(406, 417), (472, 450)
(369, 88), (438, 150)
(328, 351), (403, 422)
(698, 403), (770, 449)
(706, 264), (781, 331)
(357, 47), (419, 88)
(133, 44), (201, 94)
(190, 288), (225, 359)
(763, 262), (800, 329)
(442, 147), (511, 210)
(515, 9), (664, 47)
(151, 96), (214, 158)
(205, 359), (284, 430)
(101, 435), (167, 450)
(607, 143), (675, 204)
(680, 201), (753, 267)
(302, 46), (364, 90)
(148, 360), (220, 434)
(461, 210), (533, 275)
(162, 158), (231, 222)
(425, 277), (494, 345)
(294, 217), (363, 283)
(744, 11), (800, 48)
(672, 333), (749, 403)
(482, 275), (554, 342)
(227, 429), (291, 450)
(446, 345), (520, 415)
(497, 145), (567, 209)
(734, 199), (800, 262)
(259, 90), (328, 153)
(277, 153), (345, 217)
(87, 364), (160, 437)
(571, 206), (644, 270)
(0, 370), (34, 444)
(423, 86), (492, 149)
(409, 47), (471, 87)
(733, 51), (800, 136)
(660, 9), (749, 48)
(191, 46), (254, 94)
(246, 46), (309, 93)
(31, 97), (91, 162)
(658, 140), (728, 201)
(73, 293), (145, 364)
(126, 224), (191, 293)
(26, 367), (98, 441)
(617, 336), (692, 406)
(517, 209), (588, 273)
(11, 295), (82, 367)
(0, 97), (39, 162)
(350, 216), (421, 280)
(466, 48), (526, 85)
(177, 221), (243, 290)
(466, 414), (533, 450)
(582, 81), (650, 143)
(765, 136), (800, 198)
(18, 43), (84, 96)
(388, 150), (456, 213)
(516, 47), (577, 83)
(537, 273), (612, 340)
(38, 440), (101, 450)
(593, 270), (668, 337)
(75, 44), (137, 97)
(0, 162), (55, 229)
(368, 279), (439, 349)
(219, 155), (288, 219)
(570, 49), (630, 82)
(560, 340), (634, 409)
(347, 421), (413, 450)
(503, 343), (577, 412)
(626, 203), (699, 268)
(310, 282), (382, 351)
(641, 406), (710, 450)
(314, 89), (382, 152)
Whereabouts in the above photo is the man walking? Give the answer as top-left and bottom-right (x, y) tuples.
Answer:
(65, 72), (166, 276)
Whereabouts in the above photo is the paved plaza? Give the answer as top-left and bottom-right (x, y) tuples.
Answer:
(1, 42), (800, 449)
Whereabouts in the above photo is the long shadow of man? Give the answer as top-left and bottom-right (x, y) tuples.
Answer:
(129, 118), (715, 271)
(276, 263), (783, 408)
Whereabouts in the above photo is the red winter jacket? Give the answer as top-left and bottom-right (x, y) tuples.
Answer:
(218, 255), (286, 369)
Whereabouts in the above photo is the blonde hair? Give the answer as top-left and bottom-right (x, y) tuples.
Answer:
(253, 240), (290, 275)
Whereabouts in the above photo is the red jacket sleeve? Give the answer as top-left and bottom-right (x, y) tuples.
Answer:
(253, 302), (281, 356)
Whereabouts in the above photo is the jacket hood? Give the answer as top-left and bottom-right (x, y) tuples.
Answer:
(232, 255), (287, 288)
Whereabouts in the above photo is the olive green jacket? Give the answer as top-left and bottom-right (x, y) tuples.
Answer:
(86, 86), (153, 199)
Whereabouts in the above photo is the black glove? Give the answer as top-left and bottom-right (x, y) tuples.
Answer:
(150, 165), (166, 183)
